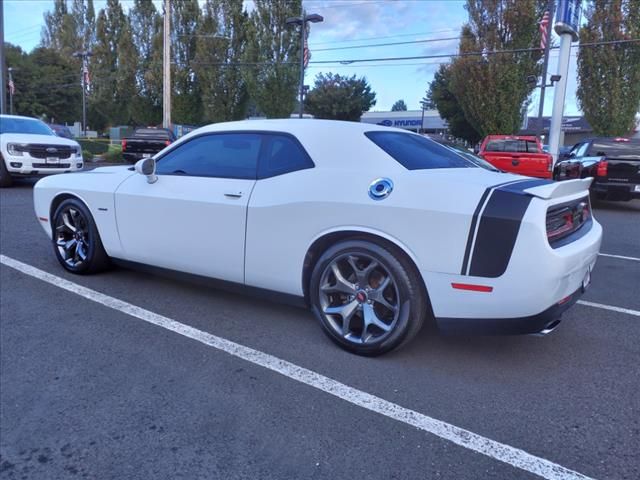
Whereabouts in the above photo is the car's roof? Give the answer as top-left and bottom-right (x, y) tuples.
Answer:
(195, 118), (405, 135)
(0, 114), (42, 121)
(484, 135), (538, 141)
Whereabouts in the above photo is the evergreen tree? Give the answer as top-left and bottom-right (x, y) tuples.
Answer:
(577, 0), (640, 136)
(304, 73), (376, 121)
(130, 0), (162, 124)
(391, 99), (407, 111)
(195, 0), (249, 123)
(449, 0), (545, 136)
(171, 0), (202, 124)
(91, 0), (129, 129)
(427, 64), (481, 143)
(244, 0), (301, 118)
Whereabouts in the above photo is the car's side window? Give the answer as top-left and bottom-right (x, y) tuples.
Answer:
(155, 133), (262, 179)
(258, 134), (314, 179)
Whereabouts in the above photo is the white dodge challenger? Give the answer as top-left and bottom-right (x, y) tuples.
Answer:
(34, 120), (602, 355)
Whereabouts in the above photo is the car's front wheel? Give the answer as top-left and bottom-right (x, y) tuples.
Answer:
(310, 240), (427, 356)
(52, 198), (109, 274)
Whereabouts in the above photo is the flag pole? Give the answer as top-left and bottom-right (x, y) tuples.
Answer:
(537, 0), (555, 141)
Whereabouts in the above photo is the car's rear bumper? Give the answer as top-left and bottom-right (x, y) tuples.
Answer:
(436, 286), (583, 335)
(592, 181), (640, 200)
(123, 152), (155, 163)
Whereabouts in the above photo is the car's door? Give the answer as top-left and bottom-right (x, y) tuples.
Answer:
(114, 132), (262, 283)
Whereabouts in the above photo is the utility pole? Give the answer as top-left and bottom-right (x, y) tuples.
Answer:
(286, 11), (323, 119)
(162, 0), (171, 129)
(537, 0), (555, 140)
(0, 0), (6, 115)
(73, 50), (92, 137)
(548, 0), (581, 169)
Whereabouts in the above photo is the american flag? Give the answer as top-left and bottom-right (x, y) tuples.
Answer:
(83, 64), (91, 90)
(303, 36), (310, 69)
(8, 78), (15, 95)
(539, 10), (550, 50)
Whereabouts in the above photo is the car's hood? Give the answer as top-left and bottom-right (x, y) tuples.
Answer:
(34, 165), (136, 193)
(0, 133), (80, 147)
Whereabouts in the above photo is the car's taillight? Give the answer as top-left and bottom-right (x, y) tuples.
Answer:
(546, 198), (591, 244)
(596, 160), (607, 177)
(121, 139), (127, 150)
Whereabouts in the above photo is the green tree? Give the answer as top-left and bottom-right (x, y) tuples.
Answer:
(449, 0), (544, 136)
(428, 64), (481, 143)
(304, 72), (376, 121)
(391, 99), (407, 111)
(195, 0), (249, 123)
(115, 20), (138, 125)
(130, 0), (162, 124)
(91, 0), (129, 129)
(170, 0), (202, 124)
(5, 43), (81, 123)
(577, 0), (640, 136)
(244, 0), (301, 118)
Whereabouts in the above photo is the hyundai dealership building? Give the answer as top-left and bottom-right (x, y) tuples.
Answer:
(360, 110), (448, 134)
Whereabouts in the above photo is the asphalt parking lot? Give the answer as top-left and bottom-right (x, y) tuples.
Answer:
(1, 178), (638, 480)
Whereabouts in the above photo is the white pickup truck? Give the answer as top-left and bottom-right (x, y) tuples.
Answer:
(0, 115), (83, 187)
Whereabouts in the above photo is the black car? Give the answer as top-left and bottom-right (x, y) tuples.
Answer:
(122, 127), (176, 163)
(555, 137), (640, 201)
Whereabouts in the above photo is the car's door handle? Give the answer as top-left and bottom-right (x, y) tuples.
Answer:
(511, 159), (520, 166)
(224, 192), (243, 198)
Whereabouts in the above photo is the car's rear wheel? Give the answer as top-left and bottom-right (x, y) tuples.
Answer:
(52, 198), (109, 274)
(310, 240), (426, 356)
(0, 157), (13, 188)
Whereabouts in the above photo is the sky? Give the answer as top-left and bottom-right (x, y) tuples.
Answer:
(4, 0), (581, 115)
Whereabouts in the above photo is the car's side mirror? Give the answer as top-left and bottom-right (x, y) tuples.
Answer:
(134, 157), (158, 184)
(568, 152), (576, 159)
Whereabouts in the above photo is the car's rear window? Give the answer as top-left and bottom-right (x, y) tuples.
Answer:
(485, 139), (539, 153)
(133, 128), (173, 139)
(587, 140), (640, 160)
(365, 131), (476, 170)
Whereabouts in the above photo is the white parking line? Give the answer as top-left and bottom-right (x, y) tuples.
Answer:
(598, 253), (640, 262)
(577, 300), (640, 317)
(0, 254), (593, 480)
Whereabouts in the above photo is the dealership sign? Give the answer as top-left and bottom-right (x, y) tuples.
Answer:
(555, 0), (581, 41)
(378, 118), (423, 128)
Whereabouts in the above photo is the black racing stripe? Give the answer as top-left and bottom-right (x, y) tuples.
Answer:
(459, 179), (524, 275)
(460, 188), (491, 274)
(468, 189), (533, 278)
(497, 178), (552, 193)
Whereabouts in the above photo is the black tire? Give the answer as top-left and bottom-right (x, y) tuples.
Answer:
(309, 240), (427, 356)
(0, 156), (13, 188)
(52, 198), (110, 274)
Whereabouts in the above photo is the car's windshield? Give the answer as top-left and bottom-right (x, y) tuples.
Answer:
(365, 131), (477, 170)
(0, 117), (55, 136)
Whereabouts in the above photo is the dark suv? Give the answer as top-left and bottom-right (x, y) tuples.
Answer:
(555, 137), (640, 201)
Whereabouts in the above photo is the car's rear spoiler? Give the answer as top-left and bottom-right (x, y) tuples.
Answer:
(524, 178), (593, 200)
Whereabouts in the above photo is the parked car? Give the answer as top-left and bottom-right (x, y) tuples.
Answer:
(122, 127), (176, 163)
(0, 115), (83, 188)
(555, 137), (640, 201)
(49, 124), (75, 139)
(478, 135), (553, 179)
(33, 120), (601, 356)
(542, 144), (572, 160)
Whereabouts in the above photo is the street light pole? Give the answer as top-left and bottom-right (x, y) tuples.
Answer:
(162, 0), (171, 129)
(298, 12), (306, 118)
(286, 11), (323, 119)
(73, 50), (92, 137)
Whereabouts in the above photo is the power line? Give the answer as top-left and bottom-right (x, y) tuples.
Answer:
(313, 36), (460, 52)
(311, 28), (461, 47)
(308, 38), (640, 65)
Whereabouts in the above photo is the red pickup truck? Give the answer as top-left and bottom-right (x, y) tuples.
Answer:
(478, 135), (553, 179)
